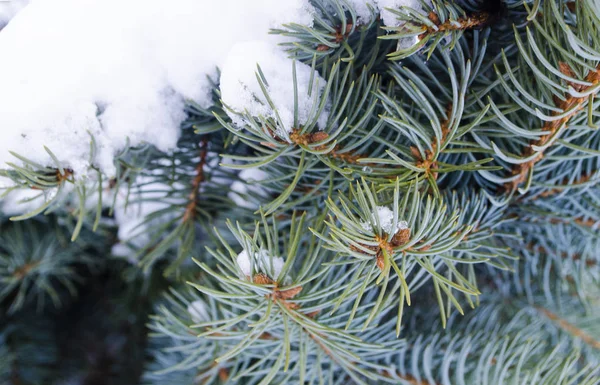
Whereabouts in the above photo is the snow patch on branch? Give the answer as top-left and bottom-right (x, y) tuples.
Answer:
(361, 206), (409, 234)
(228, 167), (269, 210)
(111, 177), (184, 259)
(344, 0), (427, 27)
(236, 248), (286, 282)
(220, 41), (329, 139)
(0, 0), (315, 179)
(187, 300), (209, 323)
(0, 0), (29, 28)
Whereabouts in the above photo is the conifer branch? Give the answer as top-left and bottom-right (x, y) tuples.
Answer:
(536, 307), (600, 350)
(537, 170), (598, 198)
(381, 368), (440, 385)
(3, 1), (600, 383)
(182, 137), (208, 223)
(419, 10), (492, 40)
(506, 65), (600, 192)
(525, 243), (598, 269)
(316, 23), (354, 52)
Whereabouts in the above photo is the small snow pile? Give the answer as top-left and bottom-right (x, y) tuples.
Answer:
(0, 0), (315, 179)
(187, 300), (210, 323)
(361, 206), (409, 234)
(344, 0), (426, 27)
(0, 176), (50, 216)
(220, 41), (329, 140)
(0, 0), (29, 28)
(343, 0), (376, 23)
(111, 177), (184, 258)
(374, 0), (426, 28)
(228, 167), (269, 209)
(236, 248), (286, 281)
(345, 0), (428, 49)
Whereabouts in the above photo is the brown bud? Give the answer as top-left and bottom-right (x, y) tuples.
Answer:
(309, 131), (329, 143)
(218, 368), (229, 381)
(344, 23), (353, 35)
(558, 61), (576, 78)
(376, 252), (385, 271)
(390, 228), (411, 247)
(410, 146), (422, 160)
(282, 302), (300, 310)
(278, 286), (303, 300)
(260, 141), (278, 148)
(419, 244), (432, 252)
(427, 11), (440, 25)
(252, 273), (274, 285)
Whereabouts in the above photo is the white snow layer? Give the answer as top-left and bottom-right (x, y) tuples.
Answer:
(361, 206), (409, 234)
(228, 167), (269, 209)
(0, 0), (315, 179)
(344, 0), (426, 27)
(0, 176), (49, 216)
(187, 300), (210, 323)
(0, 0), (430, 183)
(376, 0), (426, 27)
(236, 249), (285, 281)
(220, 41), (328, 139)
(111, 176), (185, 257)
(0, 0), (29, 28)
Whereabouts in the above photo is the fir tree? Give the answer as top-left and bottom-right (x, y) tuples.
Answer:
(0, 0), (599, 384)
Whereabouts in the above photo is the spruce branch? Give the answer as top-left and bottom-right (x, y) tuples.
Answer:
(273, 0), (388, 68)
(217, 59), (382, 214)
(110, 127), (257, 275)
(382, 0), (495, 61)
(167, 212), (407, 384)
(1, 149), (76, 222)
(536, 306), (600, 350)
(506, 64), (600, 192)
(477, 0), (600, 195)
(2, 1), (600, 383)
(534, 169), (599, 198)
(0, 218), (100, 314)
(363, 41), (498, 192)
(315, 178), (512, 330)
(182, 137), (209, 223)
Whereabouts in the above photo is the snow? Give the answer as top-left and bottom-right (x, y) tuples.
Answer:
(0, 0), (432, 226)
(343, 1), (428, 51)
(111, 177), (184, 256)
(220, 41), (329, 140)
(236, 248), (285, 281)
(0, 0), (315, 180)
(228, 167), (269, 209)
(0, 0), (432, 185)
(344, 0), (426, 27)
(0, 180), (48, 216)
(343, 0), (376, 24)
(0, 0), (29, 28)
(376, 0), (425, 27)
(187, 300), (209, 323)
(361, 206), (409, 234)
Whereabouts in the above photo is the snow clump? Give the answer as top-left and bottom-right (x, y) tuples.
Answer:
(220, 41), (329, 140)
(0, 0), (315, 179)
(236, 248), (286, 281)
(187, 300), (210, 323)
(361, 206), (409, 234)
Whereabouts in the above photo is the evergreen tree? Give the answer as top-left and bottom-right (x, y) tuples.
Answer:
(0, 0), (599, 384)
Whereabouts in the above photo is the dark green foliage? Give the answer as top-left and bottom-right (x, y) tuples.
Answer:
(0, 218), (101, 314)
(1, 0), (599, 384)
